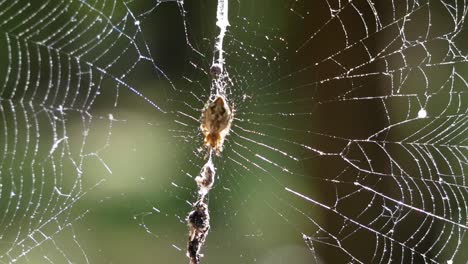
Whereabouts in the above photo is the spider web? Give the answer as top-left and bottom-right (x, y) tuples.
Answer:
(0, 0), (467, 263)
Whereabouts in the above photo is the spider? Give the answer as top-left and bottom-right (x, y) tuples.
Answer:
(200, 95), (233, 155)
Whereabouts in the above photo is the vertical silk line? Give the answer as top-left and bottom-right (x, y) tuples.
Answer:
(212, 0), (230, 75)
(186, 1), (229, 264)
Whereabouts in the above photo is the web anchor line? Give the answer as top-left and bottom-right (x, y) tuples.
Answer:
(186, 0), (230, 263)
(210, 0), (230, 79)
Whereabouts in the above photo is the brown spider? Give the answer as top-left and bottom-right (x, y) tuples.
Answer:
(200, 95), (233, 155)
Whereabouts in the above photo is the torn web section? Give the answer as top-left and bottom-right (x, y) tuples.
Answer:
(0, 0), (165, 262)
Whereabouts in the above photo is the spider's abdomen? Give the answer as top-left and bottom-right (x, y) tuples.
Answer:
(200, 96), (233, 154)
